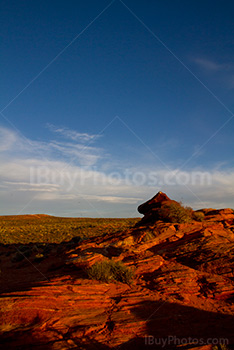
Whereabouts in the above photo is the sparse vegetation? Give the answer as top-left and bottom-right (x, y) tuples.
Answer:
(156, 202), (205, 224)
(87, 259), (134, 284)
(193, 211), (205, 222)
(159, 202), (193, 223)
(212, 344), (230, 350)
(0, 216), (139, 244)
(34, 253), (44, 262)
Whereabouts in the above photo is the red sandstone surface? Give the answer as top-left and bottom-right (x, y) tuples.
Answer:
(1, 192), (234, 349)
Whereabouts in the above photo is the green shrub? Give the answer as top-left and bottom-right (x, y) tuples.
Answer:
(87, 260), (134, 284)
(193, 211), (205, 222)
(34, 253), (44, 262)
(213, 345), (230, 350)
(159, 202), (192, 223)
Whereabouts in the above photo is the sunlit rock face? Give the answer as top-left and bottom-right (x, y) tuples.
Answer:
(137, 191), (177, 223)
(1, 194), (234, 349)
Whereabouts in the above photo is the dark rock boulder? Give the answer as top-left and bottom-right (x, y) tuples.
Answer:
(138, 191), (172, 214)
(138, 191), (179, 224)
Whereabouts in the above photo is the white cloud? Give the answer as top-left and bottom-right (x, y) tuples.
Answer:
(0, 127), (18, 151)
(46, 123), (101, 143)
(0, 125), (102, 166)
(1, 125), (234, 216)
(49, 140), (101, 166)
(193, 57), (234, 72)
(192, 56), (234, 89)
(193, 58), (222, 71)
(80, 194), (141, 204)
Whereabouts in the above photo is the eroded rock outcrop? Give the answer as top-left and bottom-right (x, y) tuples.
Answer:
(138, 191), (173, 214)
(138, 191), (234, 227)
(1, 194), (234, 349)
(137, 191), (187, 224)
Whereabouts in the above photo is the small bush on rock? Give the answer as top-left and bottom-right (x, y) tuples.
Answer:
(159, 202), (193, 223)
(212, 345), (230, 350)
(193, 211), (205, 222)
(87, 259), (134, 284)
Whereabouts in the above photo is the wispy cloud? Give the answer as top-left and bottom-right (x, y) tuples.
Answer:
(193, 57), (234, 72)
(0, 125), (102, 166)
(48, 140), (101, 166)
(192, 56), (234, 89)
(193, 58), (222, 71)
(46, 123), (101, 143)
(1, 125), (234, 216)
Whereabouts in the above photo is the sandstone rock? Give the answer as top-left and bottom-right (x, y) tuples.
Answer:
(1, 194), (234, 349)
(137, 191), (190, 224)
(138, 191), (172, 214)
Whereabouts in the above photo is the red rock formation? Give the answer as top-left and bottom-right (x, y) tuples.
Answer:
(137, 191), (189, 224)
(138, 191), (172, 214)
(1, 194), (234, 349)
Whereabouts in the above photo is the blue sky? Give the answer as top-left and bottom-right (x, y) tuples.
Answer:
(1, 0), (234, 217)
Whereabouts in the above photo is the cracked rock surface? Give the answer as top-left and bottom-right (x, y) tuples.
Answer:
(1, 193), (234, 349)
